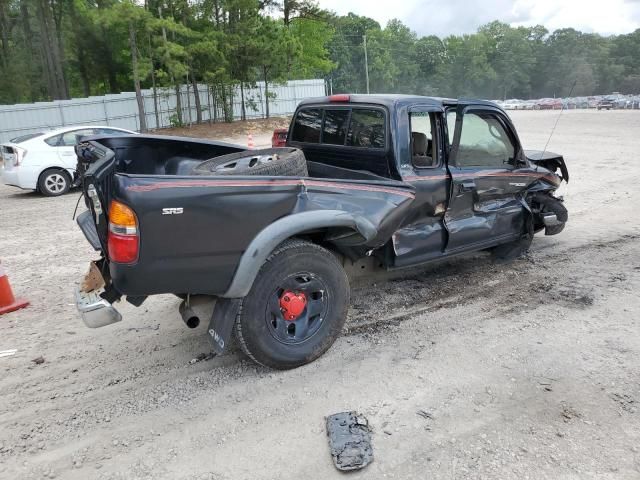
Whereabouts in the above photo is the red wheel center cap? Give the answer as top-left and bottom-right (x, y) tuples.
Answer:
(279, 290), (307, 321)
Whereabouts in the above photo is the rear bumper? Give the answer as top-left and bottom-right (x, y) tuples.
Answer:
(2, 168), (26, 189)
(1, 166), (38, 190)
(74, 287), (122, 328)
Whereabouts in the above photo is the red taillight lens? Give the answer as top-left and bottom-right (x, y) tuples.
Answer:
(108, 232), (139, 264)
(107, 200), (139, 263)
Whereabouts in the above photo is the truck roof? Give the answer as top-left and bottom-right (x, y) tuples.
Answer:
(298, 94), (499, 110)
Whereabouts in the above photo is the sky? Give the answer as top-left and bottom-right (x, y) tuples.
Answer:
(317, 0), (640, 37)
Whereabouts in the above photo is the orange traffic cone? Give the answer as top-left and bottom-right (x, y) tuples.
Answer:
(0, 261), (29, 315)
(247, 133), (255, 149)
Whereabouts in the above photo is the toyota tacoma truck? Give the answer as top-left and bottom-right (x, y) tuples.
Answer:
(74, 94), (569, 369)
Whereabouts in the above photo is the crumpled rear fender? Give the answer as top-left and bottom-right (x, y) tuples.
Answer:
(525, 150), (569, 183)
(222, 190), (414, 299)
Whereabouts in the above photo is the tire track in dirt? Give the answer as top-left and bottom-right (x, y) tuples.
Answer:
(346, 233), (638, 335)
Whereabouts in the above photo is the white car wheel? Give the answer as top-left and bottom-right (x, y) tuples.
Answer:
(39, 170), (70, 196)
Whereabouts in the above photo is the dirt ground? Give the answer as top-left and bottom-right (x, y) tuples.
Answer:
(1, 110), (639, 480)
(157, 116), (290, 149)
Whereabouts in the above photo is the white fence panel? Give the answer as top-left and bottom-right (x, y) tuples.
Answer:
(0, 79), (326, 143)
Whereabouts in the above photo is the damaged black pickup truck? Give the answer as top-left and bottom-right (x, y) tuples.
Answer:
(74, 94), (569, 369)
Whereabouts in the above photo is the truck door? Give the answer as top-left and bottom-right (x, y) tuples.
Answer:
(392, 106), (450, 267)
(444, 105), (528, 253)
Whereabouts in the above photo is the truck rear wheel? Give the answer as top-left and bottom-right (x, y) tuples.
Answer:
(192, 147), (308, 177)
(234, 239), (349, 369)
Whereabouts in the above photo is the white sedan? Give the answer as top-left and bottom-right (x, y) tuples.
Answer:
(1, 125), (135, 196)
(501, 99), (524, 110)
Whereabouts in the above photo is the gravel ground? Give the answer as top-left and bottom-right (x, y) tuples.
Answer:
(0, 110), (639, 479)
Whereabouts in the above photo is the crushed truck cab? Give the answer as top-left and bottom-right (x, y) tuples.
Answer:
(74, 94), (568, 369)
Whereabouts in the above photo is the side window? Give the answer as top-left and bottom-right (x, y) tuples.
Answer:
(291, 109), (322, 143)
(44, 134), (62, 147)
(455, 113), (515, 168)
(322, 109), (349, 145)
(347, 109), (385, 148)
(409, 111), (436, 168)
(60, 129), (96, 147)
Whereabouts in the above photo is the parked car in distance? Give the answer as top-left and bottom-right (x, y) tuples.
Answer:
(612, 96), (629, 109)
(502, 99), (524, 110)
(271, 128), (288, 147)
(573, 97), (590, 109)
(597, 97), (614, 110)
(537, 98), (563, 110)
(1, 126), (135, 196)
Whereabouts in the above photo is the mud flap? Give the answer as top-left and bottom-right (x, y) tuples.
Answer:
(326, 411), (373, 471)
(207, 298), (242, 355)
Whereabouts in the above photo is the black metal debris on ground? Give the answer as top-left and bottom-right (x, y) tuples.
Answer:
(326, 411), (373, 471)
(189, 352), (215, 365)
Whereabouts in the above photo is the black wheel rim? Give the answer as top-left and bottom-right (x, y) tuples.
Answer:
(265, 272), (329, 345)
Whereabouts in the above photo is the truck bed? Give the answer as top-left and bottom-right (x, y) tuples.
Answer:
(78, 135), (416, 298)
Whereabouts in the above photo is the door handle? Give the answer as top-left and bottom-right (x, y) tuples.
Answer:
(61, 152), (75, 156)
(459, 180), (476, 193)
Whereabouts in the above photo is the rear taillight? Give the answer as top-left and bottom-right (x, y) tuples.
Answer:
(2, 146), (27, 166)
(107, 200), (139, 264)
(13, 146), (27, 166)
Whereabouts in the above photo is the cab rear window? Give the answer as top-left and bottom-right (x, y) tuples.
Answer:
(347, 109), (385, 148)
(291, 108), (322, 143)
(322, 109), (349, 145)
(291, 107), (386, 149)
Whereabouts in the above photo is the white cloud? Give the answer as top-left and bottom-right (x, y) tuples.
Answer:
(318, 0), (640, 36)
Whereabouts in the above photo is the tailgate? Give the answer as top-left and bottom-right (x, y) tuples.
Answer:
(75, 140), (117, 252)
(76, 210), (102, 251)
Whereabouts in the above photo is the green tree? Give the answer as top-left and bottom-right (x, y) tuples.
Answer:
(101, 1), (156, 130)
(289, 17), (335, 79)
(414, 35), (445, 94)
(479, 22), (534, 99)
(3, 2), (640, 108)
(435, 33), (496, 97)
(328, 13), (381, 93)
(255, 17), (299, 117)
(225, 0), (262, 120)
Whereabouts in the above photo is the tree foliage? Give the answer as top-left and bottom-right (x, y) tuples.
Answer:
(1, 1), (639, 113)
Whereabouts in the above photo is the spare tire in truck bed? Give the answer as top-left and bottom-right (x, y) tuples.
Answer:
(192, 147), (308, 177)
